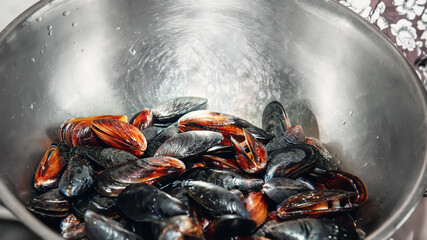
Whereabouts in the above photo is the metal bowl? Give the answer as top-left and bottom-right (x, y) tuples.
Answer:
(0, 0), (426, 239)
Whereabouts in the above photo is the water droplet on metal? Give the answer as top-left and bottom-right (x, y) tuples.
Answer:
(40, 49), (44, 54)
(72, 22), (78, 27)
(342, 120), (346, 125)
(44, 44), (48, 48)
(30, 57), (36, 62)
(47, 25), (53, 31)
(376, 135), (380, 139)
(115, 25), (121, 31)
(129, 48), (136, 55)
(48, 30), (53, 36)
(36, 17), (42, 22)
(349, 111), (353, 116)
(62, 11), (70, 16)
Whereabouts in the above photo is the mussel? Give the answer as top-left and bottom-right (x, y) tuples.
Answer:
(91, 119), (147, 157)
(231, 129), (267, 174)
(264, 144), (320, 181)
(265, 218), (359, 240)
(262, 101), (291, 137)
(130, 108), (154, 130)
(34, 141), (70, 191)
(59, 115), (127, 147)
(178, 110), (273, 145)
(182, 180), (250, 219)
(26, 188), (70, 218)
(184, 167), (264, 194)
(94, 156), (186, 197)
(152, 96), (208, 124)
(117, 183), (188, 222)
(85, 147), (138, 169)
(154, 130), (223, 159)
(59, 154), (94, 198)
(84, 210), (142, 240)
(265, 125), (305, 152)
(151, 215), (204, 240)
(262, 177), (313, 203)
(277, 189), (360, 219)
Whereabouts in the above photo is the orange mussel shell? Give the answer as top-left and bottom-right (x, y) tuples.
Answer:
(60, 115), (127, 147)
(130, 108), (153, 130)
(244, 192), (268, 227)
(91, 119), (147, 157)
(34, 142), (69, 190)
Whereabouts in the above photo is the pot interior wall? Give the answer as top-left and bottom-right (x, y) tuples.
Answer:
(0, 0), (426, 239)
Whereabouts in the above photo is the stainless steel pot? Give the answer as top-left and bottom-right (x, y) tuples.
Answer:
(0, 0), (426, 239)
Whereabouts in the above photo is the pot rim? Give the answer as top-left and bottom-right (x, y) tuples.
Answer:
(0, 0), (426, 240)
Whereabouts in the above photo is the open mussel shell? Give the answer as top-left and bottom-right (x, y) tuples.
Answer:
(202, 155), (240, 170)
(85, 147), (137, 169)
(264, 144), (320, 181)
(262, 101), (291, 137)
(34, 141), (70, 191)
(182, 180), (250, 219)
(26, 188), (70, 218)
(117, 183), (188, 222)
(265, 125), (305, 152)
(184, 167), (264, 195)
(151, 215), (204, 240)
(154, 130), (223, 159)
(204, 215), (257, 240)
(84, 210), (142, 240)
(59, 155), (94, 198)
(311, 170), (368, 205)
(151, 96), (208, 124)
(231, 129), (267, 174)
(178, 110), (273, 145)
(277, 189), (359, 219)
(130, 108), (154, 130)
(91, 119), (147, 157)
(265, 218), (359, 240)
(262, 177), (313, 203)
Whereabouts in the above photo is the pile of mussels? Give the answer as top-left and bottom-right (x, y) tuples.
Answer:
(27, 96), (368, 240)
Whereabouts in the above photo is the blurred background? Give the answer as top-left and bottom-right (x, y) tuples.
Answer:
(0, 0), (426, 239)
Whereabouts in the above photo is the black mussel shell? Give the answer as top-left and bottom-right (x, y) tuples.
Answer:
(265, 218), (359, 240)
(141, 126), (158, 142)
(204, 215), (257, 240)
(262, 177), (313, 203)
(182, 180), (250, 219)
(155, 130), (223, 159)
(152, 97), (208, 124)
(265, 144), (319, 181)
(262, 101), (291, 137)
(265, 126), (305, 152)
(59, 155), (94, 198)
(71, 193), (119, 219)
(117, 183), (188, 222)
(144, 123), (179, 157)
(184, 167), (264, 194)
(85, 147), (137, 169)
(27, 189), (70, 218)
(84, 210), (142, 240)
